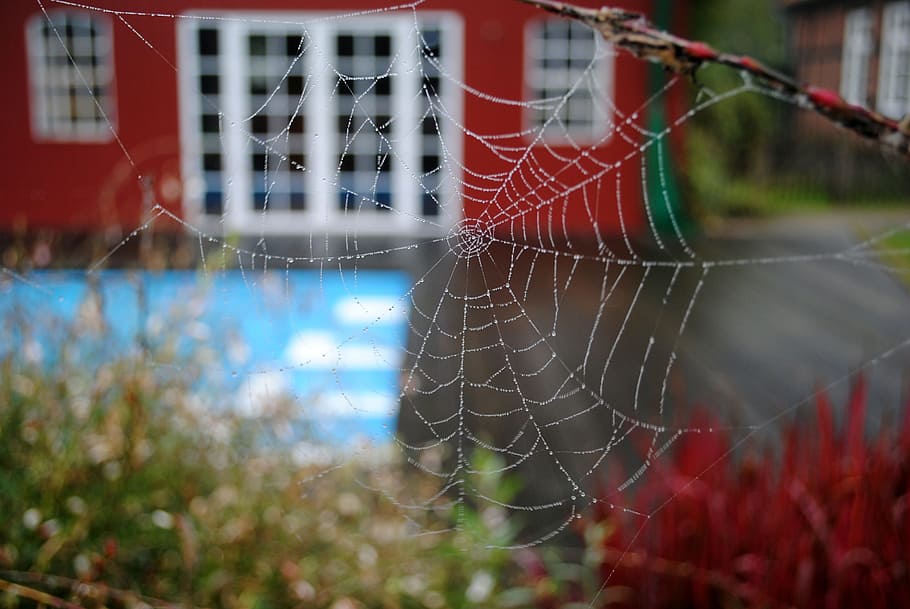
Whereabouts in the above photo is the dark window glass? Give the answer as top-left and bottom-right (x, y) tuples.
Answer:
(336, 76), (353, 96)
(376, 115), (391, 134)
(251, 115), (269, 134)
(252, 153), (267, 171)
(287, 75), (304, 96)
(423, 76), (440, 93)
(288, 154), (305, 170)
(374, 35), (392, 57)
(422, 30), (440, 56)
(286, 34), (304, 57)
(422, 154), (439, 173)
(250, 77), (268, 95)
(288, 115), (305, 134)
(203, 153), (222, 171)
(336, 34), (354, 57)
(198, 28), (219, 56)
(290, 192), (306, 210)
(249, 35), (267, 56)
(204, 191), (222, 214)
(339, 154), (355, 172)
(337, 115), (352, 133)
(375, 76), (391, 96)
(200, 74), (219, 95)
(253, 192), (267, 210)
(201, 114), (220, 133)
(375, 191), (391, 210)
(422, 192), (440, 216)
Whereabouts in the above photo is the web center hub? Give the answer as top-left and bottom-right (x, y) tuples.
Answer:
(447, 219), (493, 259)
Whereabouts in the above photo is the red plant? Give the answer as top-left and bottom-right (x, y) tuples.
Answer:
(533, 377), (910, 608)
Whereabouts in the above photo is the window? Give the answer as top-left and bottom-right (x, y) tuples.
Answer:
(841, 7), (872, 106)
(26, 10), (115, 141)
(525, 19), (612, 140)
(178, 14), (461, 236)
(878, 1), (910, 118)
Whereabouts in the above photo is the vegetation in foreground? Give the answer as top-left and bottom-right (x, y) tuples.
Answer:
(527, 377), (910, 608)
(0, 314), (527, 609)
(2, 306), (909, 608)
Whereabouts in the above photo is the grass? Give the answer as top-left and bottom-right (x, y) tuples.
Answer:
(875, 229), (910, 286)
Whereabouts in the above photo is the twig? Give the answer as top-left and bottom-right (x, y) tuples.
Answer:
(0, 571), (181, 609)
(0, 577), (88, 609)
(520, 0), (910, 158)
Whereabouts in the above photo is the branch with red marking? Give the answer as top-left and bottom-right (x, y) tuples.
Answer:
(520, 0), (910, 158)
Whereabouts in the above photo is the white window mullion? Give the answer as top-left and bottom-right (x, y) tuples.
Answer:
(178, 11), (462, 238)
(394, 20), (419, 230)
(222, 20), (252, 233)
(27, 11), (114, 141)
(878, 1), (910, 118)
(308, 22), (334, 232)
(841, 8), (871, 105)
(176, 17), (201, 223)
(440, 18), (464, 231)
(525, 18), (611, 142)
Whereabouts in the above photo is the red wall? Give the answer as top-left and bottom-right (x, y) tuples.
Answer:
(1, 0), (670, 239)
(1, 1), (181, 232)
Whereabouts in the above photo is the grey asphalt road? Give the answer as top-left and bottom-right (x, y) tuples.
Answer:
(397, 210), (910, 517)
(676, 212), (910, 431)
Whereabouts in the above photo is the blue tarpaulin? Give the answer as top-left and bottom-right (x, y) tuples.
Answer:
(0, 269), (411, 447)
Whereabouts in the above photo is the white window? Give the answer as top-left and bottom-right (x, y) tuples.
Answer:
(26, 10), (115, 141)
(525, 19), (613, 141)
(878, 1), (910, 118)
(841, 7), (872, 105)
(178, 13), (462, 237)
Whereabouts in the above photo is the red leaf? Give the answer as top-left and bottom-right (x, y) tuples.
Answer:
(816, 387), (836, 478)
(846, 375), (868, 467)
(807, 86), (846, 111)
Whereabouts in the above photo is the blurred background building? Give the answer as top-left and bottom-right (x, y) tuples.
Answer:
(1, 0), (691, 266)
(780, 0), (910, 198)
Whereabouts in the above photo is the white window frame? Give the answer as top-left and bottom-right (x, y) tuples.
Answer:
(26, 9), (116, 142)
(177, 12), (463, 238)
(524, 18), (613, 143)
(877, 1), (910, 118)
(841, 7), (872, 106)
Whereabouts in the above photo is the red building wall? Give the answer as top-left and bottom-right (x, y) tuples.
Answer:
(1, 0), (675, 240)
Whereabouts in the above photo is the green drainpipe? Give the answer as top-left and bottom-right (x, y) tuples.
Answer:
(646, 0), (687, 237)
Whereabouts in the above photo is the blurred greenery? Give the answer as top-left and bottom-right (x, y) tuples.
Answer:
(0, 304), (535, 609)
(686, 0), (790, 218)
(875, 230), (910, 286)
(684, 0), (910, 216)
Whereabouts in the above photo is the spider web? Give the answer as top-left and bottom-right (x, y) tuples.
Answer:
(10, 0), (910, 572)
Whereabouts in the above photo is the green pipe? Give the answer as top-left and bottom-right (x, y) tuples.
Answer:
(645, 0), (688, 238)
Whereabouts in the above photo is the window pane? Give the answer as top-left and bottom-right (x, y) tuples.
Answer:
(29, 10), (115, 140)
(526, 19), (611, 140)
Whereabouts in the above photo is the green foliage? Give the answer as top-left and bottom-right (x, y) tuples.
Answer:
(874, 229), (910, 286)
(686, 0), (788, 217)
(0, 313), (527, 609)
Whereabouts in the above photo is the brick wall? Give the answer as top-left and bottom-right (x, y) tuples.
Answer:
(781, 1), (908, 198)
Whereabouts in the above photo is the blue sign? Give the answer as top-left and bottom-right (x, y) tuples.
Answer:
(0, 269), (411, 450)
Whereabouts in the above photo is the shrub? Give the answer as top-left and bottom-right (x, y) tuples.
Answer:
(526, 377), (910, 608)
(0, 313), (525, 609)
